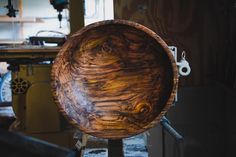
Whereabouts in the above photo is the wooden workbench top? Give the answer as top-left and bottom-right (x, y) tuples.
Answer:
(0, 45), (60, 53)
(0, 45), (61, 62)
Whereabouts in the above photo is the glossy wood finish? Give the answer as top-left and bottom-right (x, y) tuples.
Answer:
(51, 20), (178, 139)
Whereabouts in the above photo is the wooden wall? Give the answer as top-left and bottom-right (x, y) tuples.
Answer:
(114, 0), (236, 87)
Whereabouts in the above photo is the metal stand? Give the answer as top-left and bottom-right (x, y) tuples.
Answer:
(108, 139), (124, 157)
(161, 116), (183, 157)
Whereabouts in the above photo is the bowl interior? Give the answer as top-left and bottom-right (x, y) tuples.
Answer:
(52, 21), (176, 139)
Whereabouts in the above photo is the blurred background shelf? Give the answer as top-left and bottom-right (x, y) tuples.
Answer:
(0, 16), (44, 23)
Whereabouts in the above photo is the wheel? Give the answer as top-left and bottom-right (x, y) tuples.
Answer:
(0, 72), (12, 102)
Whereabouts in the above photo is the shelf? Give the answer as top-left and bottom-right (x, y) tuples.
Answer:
(0, 39), (24, 45)
(0, 16), (44, 23)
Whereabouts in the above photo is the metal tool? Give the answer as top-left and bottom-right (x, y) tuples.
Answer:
(161, 116), (183, 142)
(5, 0), (18, 17)
(50, 0), (69, 28)
(177, 51), (191, 76)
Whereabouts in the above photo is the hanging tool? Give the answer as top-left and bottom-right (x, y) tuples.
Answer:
(5, 0), (18, 17)
(49, 0), (69, 28)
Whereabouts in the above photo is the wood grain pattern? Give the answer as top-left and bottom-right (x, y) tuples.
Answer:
(114, 0), (235, 87)
(51, 20), (178, 139)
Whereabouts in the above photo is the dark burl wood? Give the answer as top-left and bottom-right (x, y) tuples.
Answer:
(51, 20), (178, 139)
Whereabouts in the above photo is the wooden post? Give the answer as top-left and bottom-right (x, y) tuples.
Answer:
(69, 0), (84, 35)
(108, 140), (124, 157)
(19, 0), (23, 39)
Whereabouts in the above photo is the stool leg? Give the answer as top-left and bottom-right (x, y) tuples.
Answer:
(108, 139), (124, 157)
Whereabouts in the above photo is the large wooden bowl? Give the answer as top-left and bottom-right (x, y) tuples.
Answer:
(51, 20), (178, 139)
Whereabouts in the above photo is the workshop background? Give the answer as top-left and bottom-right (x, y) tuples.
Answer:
(0, 0), (236, 157)
(115, 0), (236, 157)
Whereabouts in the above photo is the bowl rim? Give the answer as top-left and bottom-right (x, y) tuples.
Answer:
(51, 19), (179, 139)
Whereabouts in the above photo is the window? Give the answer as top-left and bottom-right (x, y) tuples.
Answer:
(0, 0), (69, 42)
(84, 0), (114, 25)
(0, 0), (114, 43)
